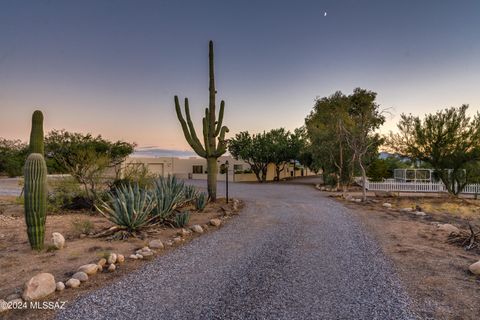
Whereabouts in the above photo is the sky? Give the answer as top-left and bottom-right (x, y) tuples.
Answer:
(0, 0), (479, 152)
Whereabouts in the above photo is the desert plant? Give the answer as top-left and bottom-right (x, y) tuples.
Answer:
(183, 185), (198, 203)
(47, 177), (85, 213)
(71, 218), (94, 235)
(24, 153), (48, 250)
(174, 41), (229, 201)
(96, 184), (156, 232)
(29, 110), (44, 155)
(195, 192), (207, 211)
(152, 175), (186, 220)
(175, 211), (191, 228)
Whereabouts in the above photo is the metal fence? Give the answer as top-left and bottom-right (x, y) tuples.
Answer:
(363, 179), (480, 194)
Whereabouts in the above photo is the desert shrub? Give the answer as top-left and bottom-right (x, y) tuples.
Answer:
(47, 177), (85, 212)
(96, 184), (156, 232)
(175, 211), (190, 228)
(183, 185), (198, 203)
(195, 192), (207, 211)
(152, 175), (186, 220)
(71, 218), (94, 235)
(110, 162), (156, 191)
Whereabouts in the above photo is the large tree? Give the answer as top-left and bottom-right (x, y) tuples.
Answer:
(0, 138), (28, 177)
(342, 88), (385, 201)
(229, 131), (272, 182)
(305, 91), (353, 189)
(389, 105), (480, 195)
(45, 130), (135, 204)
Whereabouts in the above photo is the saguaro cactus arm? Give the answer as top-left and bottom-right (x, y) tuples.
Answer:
(174, 96), (207, 158)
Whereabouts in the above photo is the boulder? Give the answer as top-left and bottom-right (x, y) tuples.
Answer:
(173, 237), (182, 243)
(51, 232), (65, 249)
(97, 264), (103, 272)
(400, 207), (412, 212)
(107, 253), (117, 265)
(438, 224), (460, 235)
(210, 218), (221, 227)
(129, 254), (138, 260)
(177, 229), (191, 236)
(97, 258), (107, 267)
(72, 272), (88, 282)
(135, 254), (143, 259)
(56, 282), (65, 291)
(65, 278), (80, 288)
(22, 273), (56, 301)
(141, 251), (153, 258)
(149, 240), (164, 249)
(469, 261), (480, 275)
(108, 264), (116, 272)
(78, 264), (98, 275)
(191, 225), (204, 233)
(382, 203), (392, 208)
(117, 254), (125, 264)
(414, 211), (426, 216)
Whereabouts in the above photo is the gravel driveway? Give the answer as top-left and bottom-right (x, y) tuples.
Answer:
(57, 177), (416, 320)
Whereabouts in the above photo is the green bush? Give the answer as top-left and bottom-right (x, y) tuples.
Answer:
(71, 218), (94, 235)
(183, 185), (198, 203)
(195, 192), (207, 211)
(96, 184), (156, 232)
(152, 175), (186, 220)
(47, 177), (85, 213)
(175, 211), (190, 228)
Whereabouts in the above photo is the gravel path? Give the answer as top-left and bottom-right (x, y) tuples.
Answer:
(57, 178), (416, 320)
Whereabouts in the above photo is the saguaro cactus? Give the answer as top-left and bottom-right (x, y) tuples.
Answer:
(24, 153), (48, 250)
(29, 110), (44, 155)
(175, 41), (229, 201)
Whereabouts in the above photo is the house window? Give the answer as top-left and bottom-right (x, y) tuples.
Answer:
(192, 165), (203, 174)
(234, 164), (243, 171)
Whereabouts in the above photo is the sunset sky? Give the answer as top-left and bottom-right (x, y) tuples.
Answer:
(0, 0), (479, 152)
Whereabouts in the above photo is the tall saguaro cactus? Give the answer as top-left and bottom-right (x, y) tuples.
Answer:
(175, 41), (229, 201)
(29, 110), (44, 155)
(24, 153), (48, 250)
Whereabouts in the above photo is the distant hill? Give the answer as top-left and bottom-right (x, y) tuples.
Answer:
(132, 147), (197, 158)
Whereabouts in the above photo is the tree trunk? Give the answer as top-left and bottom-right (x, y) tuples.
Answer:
(358, 158), (367, 202)
(206, 157), (218, 201)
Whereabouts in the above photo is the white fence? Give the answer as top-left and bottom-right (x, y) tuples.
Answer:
(362, 179), (480, 195)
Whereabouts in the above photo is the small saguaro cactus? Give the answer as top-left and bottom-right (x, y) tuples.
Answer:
(29, 110), (44, 155)
(24, 153), (48, 250)
(175, 40), (229, 201)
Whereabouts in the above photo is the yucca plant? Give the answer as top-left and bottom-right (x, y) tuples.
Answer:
(152, 175), (186, 220)
(175, 211), (191, 228)
(183, 185), (198, 203)
(195, 192), (207, 212)
(96, 184), (156, 232)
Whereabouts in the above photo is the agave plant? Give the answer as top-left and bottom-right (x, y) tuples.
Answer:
(96, 184), (156, 232)
(183, 185), (199, 203)
(153, 175), (186, 220)
(195, 192), (207, 211)
(175, 211), (191, 228)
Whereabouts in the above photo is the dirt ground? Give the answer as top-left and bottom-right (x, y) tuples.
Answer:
(337, 195), (480, 319)
(0, 196), (241, 319)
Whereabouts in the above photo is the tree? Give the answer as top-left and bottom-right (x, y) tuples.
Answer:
(305, 91), (355, 189)
(45, 130), (135, 204)
(0, 138), (28, 177)
(388, 105), (480, 195)
(229, 131), (272, 182)
(342, 88), (385, 201)
(175, 41), (228, 202)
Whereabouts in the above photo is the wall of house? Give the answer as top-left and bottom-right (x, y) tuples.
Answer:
(121, 156), (316, 182)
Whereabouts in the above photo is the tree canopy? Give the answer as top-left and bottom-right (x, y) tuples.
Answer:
(388, 105), (480, 194)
